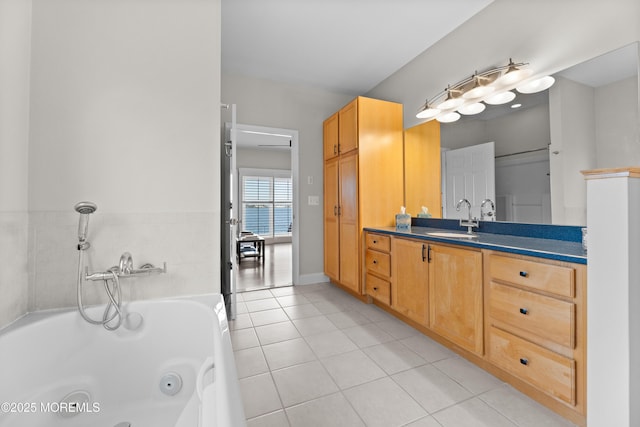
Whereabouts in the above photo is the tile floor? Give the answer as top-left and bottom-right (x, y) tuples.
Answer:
(230, 283), (577, 427)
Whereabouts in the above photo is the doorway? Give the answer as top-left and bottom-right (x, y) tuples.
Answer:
(442, 141), (496, 220)
(222, 122), (299, 294)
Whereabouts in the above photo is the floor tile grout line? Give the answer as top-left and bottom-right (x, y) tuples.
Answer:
(236, 283), (577, 427)
(429, 355), (506, 397)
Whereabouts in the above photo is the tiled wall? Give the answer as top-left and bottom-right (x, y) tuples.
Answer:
(28, 212), (219, 312)
(0, 213), (29, 329)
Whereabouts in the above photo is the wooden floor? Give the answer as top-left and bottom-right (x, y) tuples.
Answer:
(237, 242), (292, 292)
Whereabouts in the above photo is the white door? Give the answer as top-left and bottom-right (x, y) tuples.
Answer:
(227, 105), (239, 319)
(443, 141), (496, 220)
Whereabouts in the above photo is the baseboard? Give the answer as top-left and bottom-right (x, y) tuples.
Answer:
(295, 273), (329, 286)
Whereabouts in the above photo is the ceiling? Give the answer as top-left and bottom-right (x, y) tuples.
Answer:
(222, 0), (494, 95)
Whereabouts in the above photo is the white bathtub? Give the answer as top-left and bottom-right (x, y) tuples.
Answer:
(0, 294), (246, 427)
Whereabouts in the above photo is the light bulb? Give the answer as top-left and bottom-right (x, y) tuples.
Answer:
(458, 102), (486, 115)
(495, 65), (533, 87)
(436, 111), (461, 123)
(517, 76), (556, 94)
(416, 105), (441, 119)
(485, 91), (516, 105)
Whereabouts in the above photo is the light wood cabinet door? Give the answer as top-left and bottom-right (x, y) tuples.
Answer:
(429, 244), (483, 354)
(392, 238), (429, 326)
(338, 98), (358, 154)
(323, 112), (339, 160)
(323, 158), (339, 281)
(338, 153), (359, 292)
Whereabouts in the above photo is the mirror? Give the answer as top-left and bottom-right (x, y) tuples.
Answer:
(436, 42), (639, 226)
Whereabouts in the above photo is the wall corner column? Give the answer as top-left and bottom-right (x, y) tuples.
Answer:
(583, 167), (640, 427)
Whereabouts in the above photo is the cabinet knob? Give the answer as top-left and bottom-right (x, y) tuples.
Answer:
(520, 358), (529, 366)
(519, 271), (528, 278)
(373, 240), (378, 244)
(373, 287), (378, 291)
(372, 260), (378, 264)
(519, 308), (529, 315)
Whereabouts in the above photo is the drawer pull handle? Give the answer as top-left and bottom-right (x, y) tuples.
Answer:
(372, 260), (378, 264)
(519, 271), (528, 278)
(373, 240), (378, 244)
(519, 308), (529, 315)
(520, 358), (529, 366)
(373, 287), (378, 291)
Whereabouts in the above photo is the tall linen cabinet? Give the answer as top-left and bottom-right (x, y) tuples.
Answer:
(323, 96), (403, 294)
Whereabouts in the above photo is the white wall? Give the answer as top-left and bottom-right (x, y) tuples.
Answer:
(222, 72), (352, 281)
(595, 76), (640, 168)
(549, 77), (597, 226)
(549, 74), (639, 226)
(0, 0), (221, 325)
(0, 0), (31, 327)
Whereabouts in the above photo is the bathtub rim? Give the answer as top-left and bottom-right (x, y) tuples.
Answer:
(0, 293), (225, 335)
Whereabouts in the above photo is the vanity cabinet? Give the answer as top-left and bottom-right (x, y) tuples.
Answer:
(364, 233), (391, 305)
(428, 244), (483, 354)
(485, 251), (586, 418)
(361, 231), (587, 425)
(323, 97), (403, 295)
(390, 237), (429, 326)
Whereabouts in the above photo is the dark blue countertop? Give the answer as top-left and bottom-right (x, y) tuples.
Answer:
(364, 224), (587, 265)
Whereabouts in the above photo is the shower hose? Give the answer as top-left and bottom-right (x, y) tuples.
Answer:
(76, 249), (123, 330)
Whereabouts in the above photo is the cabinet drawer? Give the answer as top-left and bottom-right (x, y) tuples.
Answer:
(365, 249), (391, 277)
(366, 273), (390, 305)
(366, 233), (391, 252)
(489, 254), (575, 297)
(489, 326), (575, 405)
(489, 282), (575, 348)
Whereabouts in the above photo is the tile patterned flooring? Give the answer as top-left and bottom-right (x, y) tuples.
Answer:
(231, 283), (577, 427)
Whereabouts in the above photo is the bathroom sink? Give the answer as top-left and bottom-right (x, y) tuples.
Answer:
(426, 232), (477, 239)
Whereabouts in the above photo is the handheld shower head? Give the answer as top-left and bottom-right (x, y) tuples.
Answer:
(74, 201), (97, 247)
(75, 201), (97, 215)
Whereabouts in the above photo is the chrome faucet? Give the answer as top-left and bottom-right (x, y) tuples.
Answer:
(118, 252), (134, 275)
(456, 199), (472, 220)
(456, 198), (479, 234)
(480, 199), (495, 221)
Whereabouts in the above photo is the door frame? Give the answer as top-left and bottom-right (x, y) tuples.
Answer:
(225, 122), (300, 286)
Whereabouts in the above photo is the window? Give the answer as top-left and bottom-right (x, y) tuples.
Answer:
(241, 170), (292, 238)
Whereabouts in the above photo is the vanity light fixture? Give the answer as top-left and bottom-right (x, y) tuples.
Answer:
(436, 111), (461, 123)
(462, 74), (495, 99)
(485, 90), (516, 105)
(494, 59), (533, 87)
(517, 75), (556, 94)
(437, 87), (465, 111)
(416, 59), (554, 123)
(458, 102), (486, 115)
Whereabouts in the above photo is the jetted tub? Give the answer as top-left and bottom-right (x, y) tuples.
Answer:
(0, 294), (246, 427)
